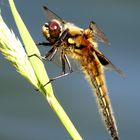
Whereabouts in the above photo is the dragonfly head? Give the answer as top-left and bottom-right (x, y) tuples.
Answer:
(42, 19), (62, 44)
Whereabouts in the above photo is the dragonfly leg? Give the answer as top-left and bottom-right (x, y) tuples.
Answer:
(43, 52), (73, 87)
(44, 72), (71, 86)
(43, 47), (58, 61)
(27, 42), (51, 59)
(60, 52), (73, 73)
(36, 42), (52, 46)
(28, 45), (58, 62)
(28, 53), (42, 60)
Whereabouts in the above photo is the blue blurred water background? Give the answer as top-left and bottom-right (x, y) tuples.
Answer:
(0, 0), (140, 140)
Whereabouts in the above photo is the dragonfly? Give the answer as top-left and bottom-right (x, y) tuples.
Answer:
(37, 5), (123, 140)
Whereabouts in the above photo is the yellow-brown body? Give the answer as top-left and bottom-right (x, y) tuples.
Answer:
(64, 28), (119, 140)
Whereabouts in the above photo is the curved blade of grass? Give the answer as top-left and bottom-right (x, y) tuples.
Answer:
(9, 1), (51, 95)
(8, 0), (83, 139)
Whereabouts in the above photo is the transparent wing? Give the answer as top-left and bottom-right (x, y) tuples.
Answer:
(43, 6), (66, 24)
(94, 48), (124, 76)
(89, 21), (110, 45)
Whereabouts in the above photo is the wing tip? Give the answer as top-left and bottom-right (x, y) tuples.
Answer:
(104, 64), (125, 77)
(117, 69), (125, 77)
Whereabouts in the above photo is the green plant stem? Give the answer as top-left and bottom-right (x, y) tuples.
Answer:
(8, 0), (83, 139)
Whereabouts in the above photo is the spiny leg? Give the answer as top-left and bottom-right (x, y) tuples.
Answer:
(43, 52), (73, 86)
(64, 54), (73, 73)
(60, 52), (73, 74)
(43, 47), (58, 61)
(28, 42), (51, 60)
(36, 42), (52, 46)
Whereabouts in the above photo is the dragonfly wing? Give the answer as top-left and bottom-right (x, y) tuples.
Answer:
(43, 6), (65, 24)
(89, 21), (110, 45)
(94, 49), (124, 76)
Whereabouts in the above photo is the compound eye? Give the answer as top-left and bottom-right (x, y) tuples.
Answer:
(48, 20), (61, 38)
(49, 20), (60, 31)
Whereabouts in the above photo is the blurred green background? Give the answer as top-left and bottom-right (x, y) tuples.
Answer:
(0, 0), (140, 140)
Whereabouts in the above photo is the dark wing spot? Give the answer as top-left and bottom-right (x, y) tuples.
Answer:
(95, 51), (124, 76)
(95, 52), (109, 66)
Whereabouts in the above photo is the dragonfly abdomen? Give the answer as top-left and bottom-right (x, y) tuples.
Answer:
(81, 55), (119, 140)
